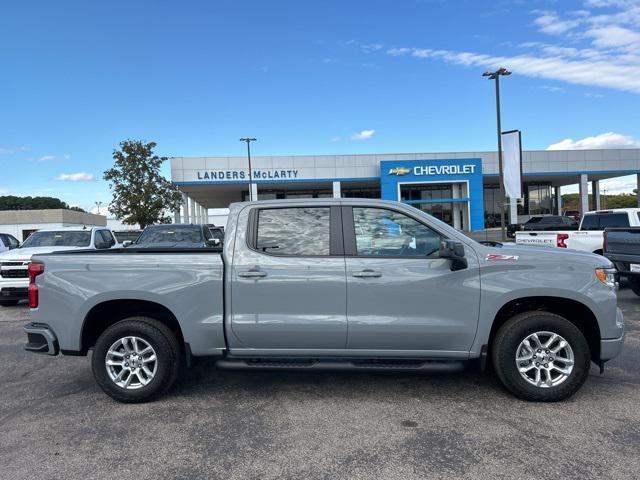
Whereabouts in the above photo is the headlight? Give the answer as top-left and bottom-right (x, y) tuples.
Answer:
(595, 268), (617, 288)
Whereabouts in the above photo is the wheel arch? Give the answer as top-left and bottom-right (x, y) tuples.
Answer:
(488, 296), (601, 362)
(81, 299), (184, 354)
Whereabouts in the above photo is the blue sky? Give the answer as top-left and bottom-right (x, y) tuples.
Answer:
(1, 0), (639, 211)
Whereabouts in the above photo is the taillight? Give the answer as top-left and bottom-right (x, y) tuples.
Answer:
(557, 233), (569, 248)
(28, 262), (44, 308)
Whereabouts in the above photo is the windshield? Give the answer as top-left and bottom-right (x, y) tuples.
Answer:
(21, 231), (91, 248)
(137, 226), (203, 244)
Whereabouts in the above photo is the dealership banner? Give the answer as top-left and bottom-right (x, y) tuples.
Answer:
(501, 130), (522, 199)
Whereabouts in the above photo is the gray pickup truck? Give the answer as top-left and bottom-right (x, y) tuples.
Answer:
(24, 199), (624, 403)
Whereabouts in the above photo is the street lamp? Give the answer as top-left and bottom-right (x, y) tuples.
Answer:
(94, 201), (103, 215)
(240, 137), (257, 201)
(483, 67), (511, 241)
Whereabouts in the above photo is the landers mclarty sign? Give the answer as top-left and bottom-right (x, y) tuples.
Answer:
(197, 169), (300, 181)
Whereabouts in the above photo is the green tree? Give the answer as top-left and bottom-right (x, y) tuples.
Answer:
(104, 140), (182, 228)
(0, 195), (84, 211)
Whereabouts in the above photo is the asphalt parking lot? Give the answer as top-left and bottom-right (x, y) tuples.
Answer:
(1, 291), (639, 480)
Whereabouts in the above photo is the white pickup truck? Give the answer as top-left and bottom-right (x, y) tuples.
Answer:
(0, 226), (118, 306)
(515, 208), (640, 254)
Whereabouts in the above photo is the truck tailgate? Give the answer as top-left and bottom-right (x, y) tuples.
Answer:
(515, 231), (558, 247)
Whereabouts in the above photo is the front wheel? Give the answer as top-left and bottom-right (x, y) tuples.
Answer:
(91, 317), (181, 403)
(492, 312), (591, 402)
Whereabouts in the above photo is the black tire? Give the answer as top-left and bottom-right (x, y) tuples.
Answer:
(629, 277), (640, 296)
(492, 311), (591, 402)
(91, 317), (181, 403)
(0, 299), (19, 307)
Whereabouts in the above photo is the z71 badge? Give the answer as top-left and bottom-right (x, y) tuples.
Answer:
(486, 254), (519, 261)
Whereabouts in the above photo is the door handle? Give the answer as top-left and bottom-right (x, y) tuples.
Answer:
(352, 269), (382, 278)
(238, 270), (267, 278)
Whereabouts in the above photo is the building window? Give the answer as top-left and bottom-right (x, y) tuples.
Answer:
(527, 184), (552, 215)
(342, 187), (381, 198)
(400, 184), (454, 202)
(482, 185), (505, 226)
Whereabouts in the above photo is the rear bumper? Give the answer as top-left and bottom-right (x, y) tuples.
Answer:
(24, 322), (59, 355)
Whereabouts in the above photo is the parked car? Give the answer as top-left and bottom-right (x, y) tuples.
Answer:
(207, 225), (225, 244)
(507, 215), (578, 239)
(515, 208), (640, 254)
(604, 227), (640, 295)
(0, 233), (20, 253)
(24, 199), (623, 403)
(563, 210), (581, 222)
(123, 224), (219, 248)
(113, 230), (142, 244)
(0, 226), (118, 306)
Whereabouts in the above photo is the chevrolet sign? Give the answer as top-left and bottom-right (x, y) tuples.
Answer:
(388, 167), (411, 176)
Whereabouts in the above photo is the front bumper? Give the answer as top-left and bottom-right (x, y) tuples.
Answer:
(600, 307), (625, 362)
(0, 278), (29, 300)
(24, 322), (59, 355)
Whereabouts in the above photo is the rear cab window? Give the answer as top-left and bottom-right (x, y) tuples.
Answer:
(582, 213), (630, 230)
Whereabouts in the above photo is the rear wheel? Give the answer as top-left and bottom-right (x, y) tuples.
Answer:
(91, 317), (181, 403)
(492, 312), (591, 402)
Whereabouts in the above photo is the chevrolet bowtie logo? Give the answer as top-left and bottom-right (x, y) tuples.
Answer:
(388, 167), (411, 176)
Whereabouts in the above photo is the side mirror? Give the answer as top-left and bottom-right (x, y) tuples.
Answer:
(122, 240), (133, 248)
(206, 239), (221, 247)
(439, 239), (468, 271)
(95, 241), (111, 250)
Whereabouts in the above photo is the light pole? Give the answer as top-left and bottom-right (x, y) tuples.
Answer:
(483, 67), (511, 241)
(94, 201), (103, 215)
(240, 137), (257, 201)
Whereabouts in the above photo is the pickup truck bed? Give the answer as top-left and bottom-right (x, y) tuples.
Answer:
(604, 227), (640, 296)
(25, 199), (625, 403)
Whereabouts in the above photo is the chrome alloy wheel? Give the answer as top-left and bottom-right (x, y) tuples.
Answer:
(105, 336), (158, 390)
(515, 331), (574, 388)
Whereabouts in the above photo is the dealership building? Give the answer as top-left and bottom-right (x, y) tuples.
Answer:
(171, 148), (640, 231)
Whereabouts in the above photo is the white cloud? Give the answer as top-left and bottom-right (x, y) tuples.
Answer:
(38, 155), (55, 162)
(533, 11), (581, 35)
(600, 176), (639, 193)
(546, 132), (640, 150)
(330, 136), (341, 142)
(0, 146), (29, 155)
(351, 129), (376, 140)
(585, 25), (640, 49)
(540, 85), (564, 93)
(382, 1), (640, 94)
(55, 172), (95, 182)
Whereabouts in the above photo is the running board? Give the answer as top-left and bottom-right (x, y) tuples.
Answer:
(215, 358), (464, 373)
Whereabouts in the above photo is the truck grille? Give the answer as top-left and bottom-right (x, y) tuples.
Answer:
(0, 270), (28, 278)
(1, 262), (28, 267)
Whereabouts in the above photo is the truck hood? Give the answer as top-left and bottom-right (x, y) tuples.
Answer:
(0, 246), (85, 262)
(490, 242), (613, 268)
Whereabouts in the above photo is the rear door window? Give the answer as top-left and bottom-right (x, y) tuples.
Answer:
(256, 207), (331, 256)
